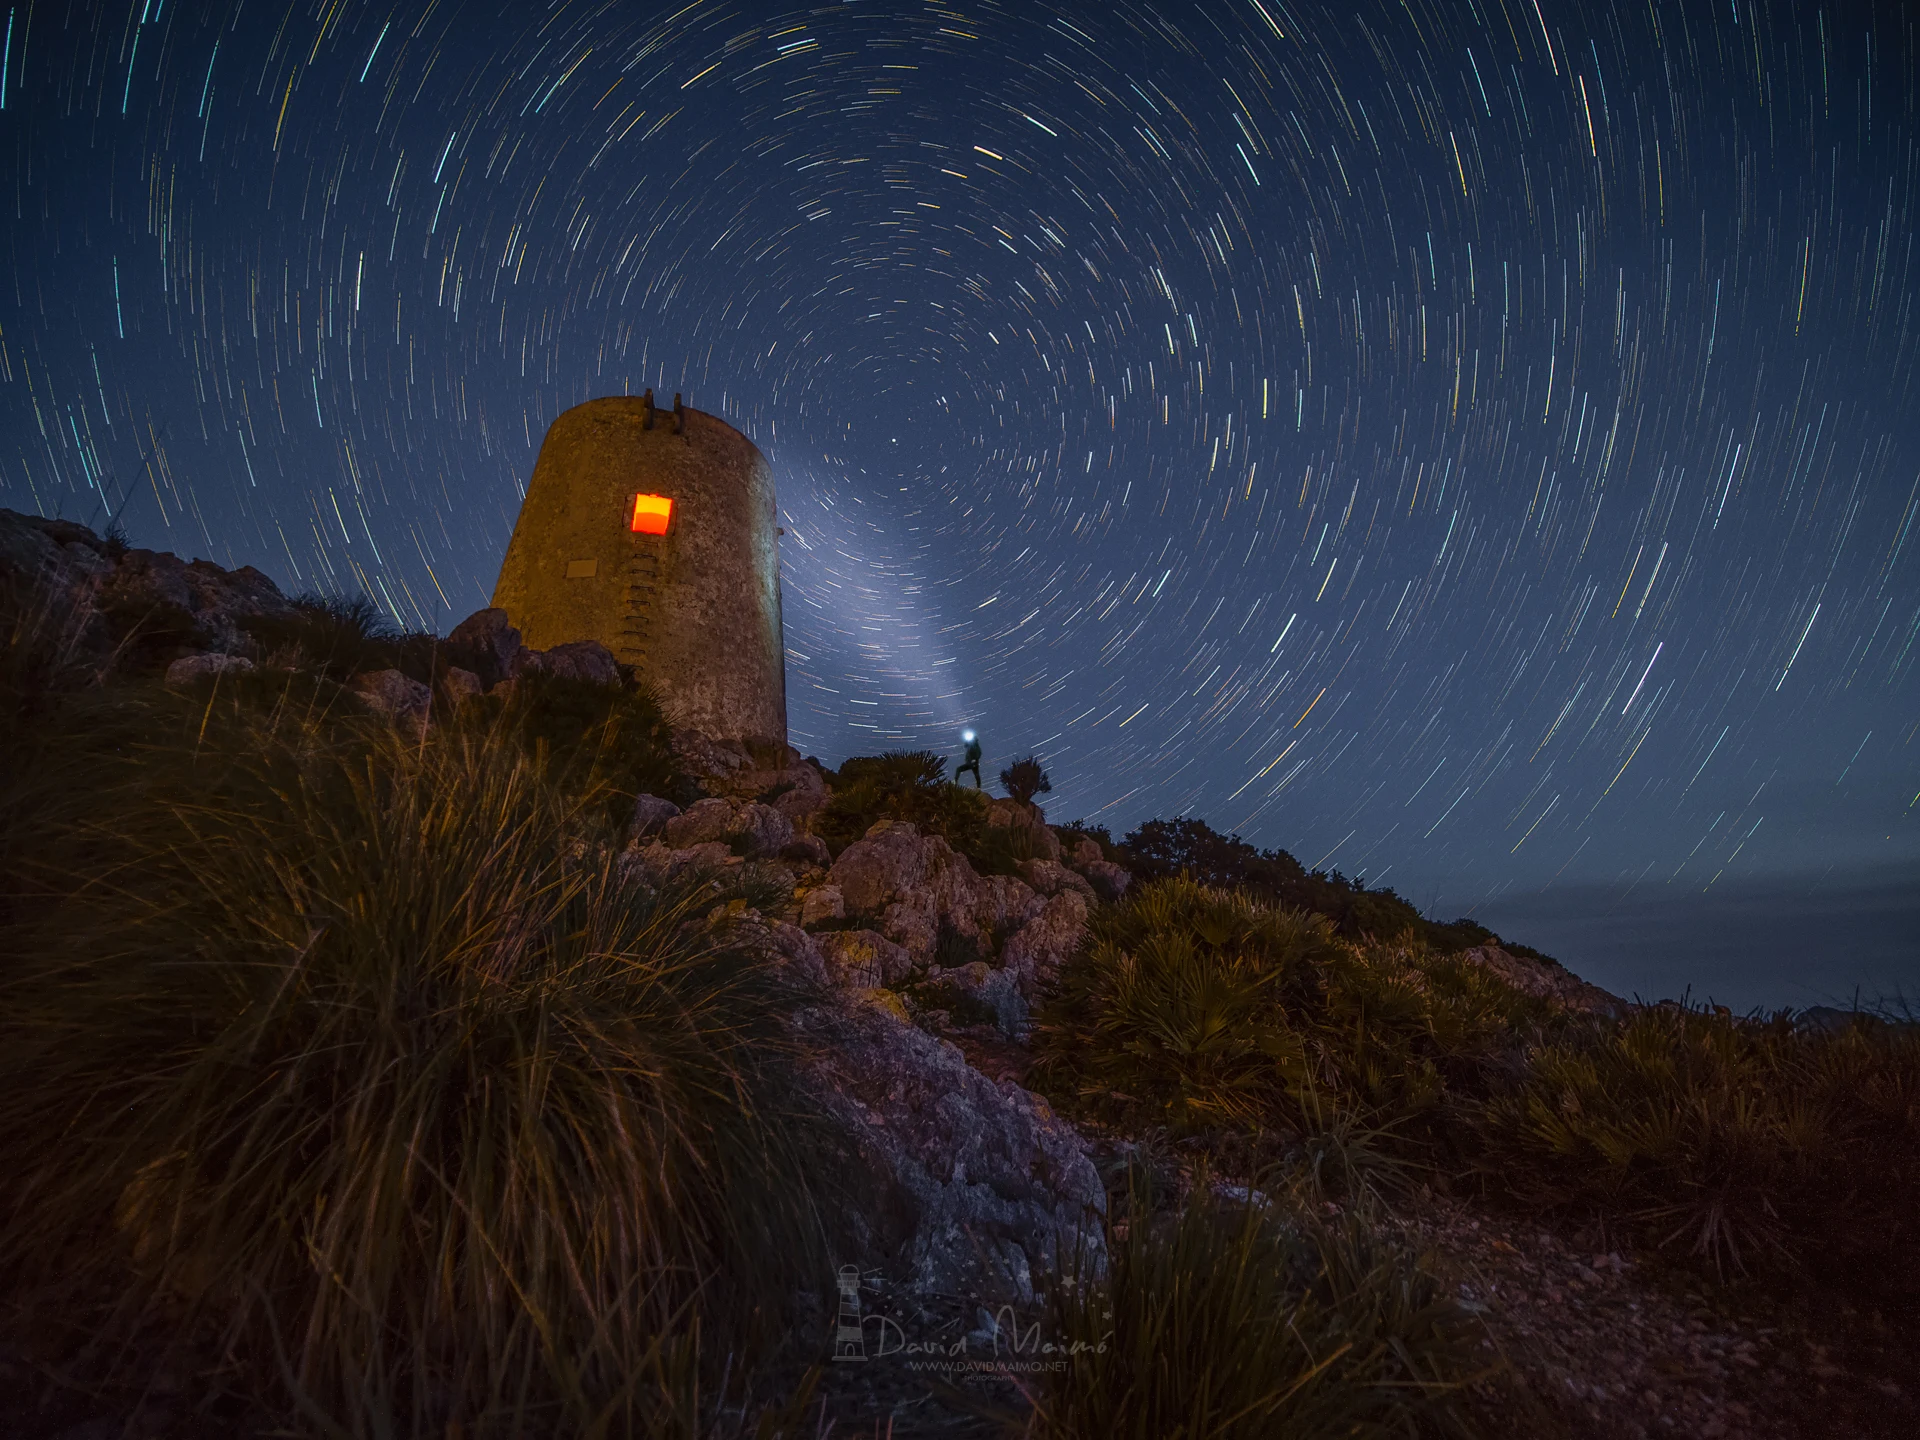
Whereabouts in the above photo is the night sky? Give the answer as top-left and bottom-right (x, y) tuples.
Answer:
(5, 1), (1917, 1006)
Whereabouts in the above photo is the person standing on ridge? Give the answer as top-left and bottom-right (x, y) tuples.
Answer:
(956, 729), (983, 788)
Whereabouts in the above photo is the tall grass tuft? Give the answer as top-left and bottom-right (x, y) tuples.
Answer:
(1023, 1180), (1475, 1439)
(0, 689), (837, 1436)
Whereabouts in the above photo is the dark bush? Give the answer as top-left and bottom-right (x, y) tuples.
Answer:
(813, 749), (990, 857)
(999, 754), (1052, 806)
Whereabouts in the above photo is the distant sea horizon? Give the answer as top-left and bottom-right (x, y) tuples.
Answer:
(1471, 863), (1919, 1016)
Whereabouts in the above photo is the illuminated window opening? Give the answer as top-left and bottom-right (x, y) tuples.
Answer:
(630, 493), (673, 535)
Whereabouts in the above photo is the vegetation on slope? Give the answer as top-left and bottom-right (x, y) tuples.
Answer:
(1030, 875), (1920, 1299)
(0, 614), (834, 1437)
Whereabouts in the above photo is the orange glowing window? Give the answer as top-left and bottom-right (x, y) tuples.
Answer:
(630, 493), (673, 535)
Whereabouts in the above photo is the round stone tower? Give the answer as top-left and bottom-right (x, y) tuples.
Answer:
(490, 393), (786, 745)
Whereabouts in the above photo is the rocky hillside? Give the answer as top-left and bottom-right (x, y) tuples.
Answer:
(2, 508), (1914, 1440)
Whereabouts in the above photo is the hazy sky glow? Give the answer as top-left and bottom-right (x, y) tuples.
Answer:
(4, 0), (1916, 997)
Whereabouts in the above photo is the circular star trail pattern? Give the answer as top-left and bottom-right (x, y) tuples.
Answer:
(5, 0), (1918, 978)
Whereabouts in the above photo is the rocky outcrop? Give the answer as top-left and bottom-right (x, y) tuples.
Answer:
(694, 905), (1105, 1301)
(1460, 944), (1625, 1016)
(629, 794), (682, 842)
(2, 508), (297, 665)
(986, 797), (1061, 861)
(1000, 891), (1090, 990)
(793, 990), (1105, 1301)
(661, 797), (794, 858)
(510, 638), (621, 687)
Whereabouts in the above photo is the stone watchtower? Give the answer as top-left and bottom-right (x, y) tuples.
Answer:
(489, 393), (787, 745)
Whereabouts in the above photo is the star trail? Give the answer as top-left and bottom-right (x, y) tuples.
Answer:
(4, 0), (1917, 1001)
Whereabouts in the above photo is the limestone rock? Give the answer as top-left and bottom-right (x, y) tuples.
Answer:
(735, 801), (795, 857)
(919, 962), (1030, 1040)
(971, 873), (1045, 940)
(621, 839), (739, 886)
(781, 833), (833, 869)
(349, 669), (431, 726)
(164, 652), (255, 688)
(985, 797), (1062, 861)
(794, 999), (1106, 1300)
(1082, 860), (1133, 903)
(1461, 945), (1625, 1016)
(817, 928), (913, 989)
(829, 820), (931, 916)
(536, 639), (621, 687)
(447, 608), (522, 687)
(664, 797), (738, 848)
(660, 797), (793, 857)
(1017, 858), (1098, 904)
(1001, 890), (1090, 990)
(439, 666), (483, 705)
(880, 899), (940, 969)
(629, 793), (682, 842)
(800, 884), (845, 927)
(1069, 837), (1104, 869)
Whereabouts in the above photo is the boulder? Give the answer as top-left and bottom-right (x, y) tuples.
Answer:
(664, 797), (738, 849)
(447, 608), (523, 687)
(1017, 858), (1098, 904)
(1001, 891), (1090, 991)
(985, 797), (1062, 861)
(164, 652), (255, 688)
(817, 929), (913, 989)
(735, 801), (795, 857)
(1082, 861), (1132, 903)
(879, 899), (940, 969)
(829, 820), (931, 916)
(799, 884), (846, 927)
(970, 873), (1045, 940)
(920, 962), (1030, 1040)
(349, 669), (431, 726)
(537, 639), (621, 687)
(1068, 837), (1104, 869)
(794, 999), (1106, 1300)
(781, 833), (833, 869)
(629, 793), (682, 842)
(620, 839), (739, 886)
(660, 797), (794, 858)
(439, 666), (483, 705)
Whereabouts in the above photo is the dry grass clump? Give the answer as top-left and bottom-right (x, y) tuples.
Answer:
(1023, 1177), (1475, 1439)
(0, 682), (836, 1437)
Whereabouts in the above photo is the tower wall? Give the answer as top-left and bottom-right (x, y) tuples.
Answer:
(490, 396), (787, 745)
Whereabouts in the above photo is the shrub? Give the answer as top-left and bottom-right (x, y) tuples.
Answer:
(0, 695), (838, 1436)
(241, 593), (399, 681)
(999, 754), (1052, 806)
(813, 749), (991, 857)
(1032, 879), (1558, 1146)
(1118, 816), (1540, 955)
(473, 669), (691, 816)
(1470, 1003), (1920, 1287)
(1024, 1180), (1475, 1439)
